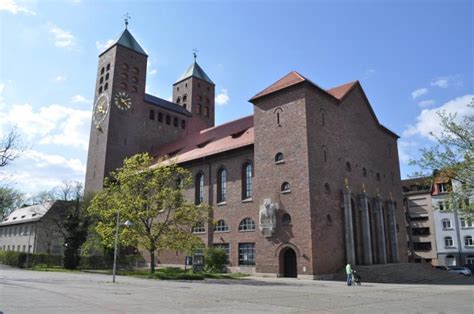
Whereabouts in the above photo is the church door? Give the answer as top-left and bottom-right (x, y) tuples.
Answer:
(282, 248), (297, 278)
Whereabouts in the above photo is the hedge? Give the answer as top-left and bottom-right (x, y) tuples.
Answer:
(0, 251), (62, 268)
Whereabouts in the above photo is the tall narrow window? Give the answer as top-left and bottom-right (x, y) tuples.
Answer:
(322, 146), (328, 163)
(274, 107), (283, 126)
(465, 236), (473, 247)
(166, 115), (171, 125)
(242, 162), (253, 200)
(195, 173), (204, 204)
(444, 236), (453, 247)
(217, 167), (227, 203)
(149, 109), (155, 120)
(321, 109), (326, 126)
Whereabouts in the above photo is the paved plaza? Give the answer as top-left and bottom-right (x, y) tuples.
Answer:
(0, 266), (472, 313)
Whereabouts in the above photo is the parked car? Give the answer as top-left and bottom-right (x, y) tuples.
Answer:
(462, 264), (474, 272)
(448, 266), (472, 276)
(433, 265), (449, 270)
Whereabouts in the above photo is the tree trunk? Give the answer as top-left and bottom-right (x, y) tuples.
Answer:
(150, 250), (155, 273)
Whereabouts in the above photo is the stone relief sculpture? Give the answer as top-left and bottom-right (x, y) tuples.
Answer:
(259, 198), (278, 237)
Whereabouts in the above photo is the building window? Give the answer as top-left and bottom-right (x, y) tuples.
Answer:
(204, 106), (210, 117)
(275, 152), (284, 163)
(466, 255), (474, 264)
(131, 67), (139, 75)
(105, 73), (109, 81)
(122, 63), (129, 71)
(217, 167), (227, 203)
(121, 72), (128, 80)
(281, 182), (291, 193)
(444, 236), (454, 247)
(104, 83), (109, 90)
(149, 109), (155, 120)
(106, 63), (110, 71)
(100, 76), (104, 84)
(195, 173), (204, 204)
(282, 213), (291, 226)
(176, 97), (181, 104)
(131, 86), (138, 93)
(322, 146), (328, 163)
(324, 183), (331, 194)
(166, 115), (171, 125)
(465, 236), (473, 247)
(214, 220), (229, 232)
(439, 201), (449, 211)
(274, 107), (283, 126)
(157, 112), (163, 122)
(98, 86), (103, 94)
(183, 94), (187, 102)
(239, 218), (256, 232)
(173, 117), (178, 127)
(413, 242), (432, 251)
(362, 167), (367, 177)
(101, 67), (105, 74)
(198, 104), (202, 115)
(346, 162), (352, 172)
(213, 243), (230, 264)
(442, 219), (452, 230)
(412, 227), (430, 236)
(446, 255), (456, 266)
(181, 120), (186, 129)
(438, 183), (449, 193)
(238, 243), (255, 266)
(192, 222), (205, 234)
(376, 173), (381, 181)
(242, 162), (253, 200)
(460, 218), (473, 228)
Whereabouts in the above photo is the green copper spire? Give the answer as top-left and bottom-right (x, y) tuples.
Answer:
(174, 60), (214, 85)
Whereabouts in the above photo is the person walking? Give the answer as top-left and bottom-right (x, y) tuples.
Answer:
(346, 263), (353, 286)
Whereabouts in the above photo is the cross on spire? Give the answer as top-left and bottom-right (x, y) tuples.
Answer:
(124, 13), (131, 29)
(193, 48), (198, 62)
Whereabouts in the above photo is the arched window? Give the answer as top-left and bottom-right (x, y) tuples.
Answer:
(183, 103), (187, 109)
(183, 94), (187, 102)
(346, 161), (352, 172)
(132, 76), (139, 84)
(282, 213), (291, 226)
(442, 219), (451, 229)
(324, 183), (331, 194)
(101, 67), (105, 75)
(166, 115), (171, 125)
(242, 162), (253, 200)
(444, 236), (453, 247)
(122, 63), (129, 71)
(322, 145), (328, 163)
(217, 167), (227, 203)
(106, 63), (110, 71)
(98, 86), (103, 94)
(105, 73), (109, 81)
(157, 112), (163, 122)
(121, 72), (128, 80)
(100, 76), (104, 84)
(274, 107), (283, 126)
(173, 117), (178, 127)
(239, 218), (256, 231)
(176, 97), (181, 104)
(181, 120), (186, 129)
(275, 152), (284, 163)
(195, 173), (204, 204)
(281, 182), (290, 193)
(192, 222), (205, 234)
(104, 83), (109, 90)
(465, 236), (473, 247)
(214, 220), (229, 232)
(362, 167), (367, 177)
(376, 173), (381, 181)
(131, 67), (139, 75)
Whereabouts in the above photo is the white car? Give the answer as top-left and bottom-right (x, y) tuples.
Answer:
(448, 266), (472, 276)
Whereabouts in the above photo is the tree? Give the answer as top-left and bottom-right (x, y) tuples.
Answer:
(0, 186), (24, 220)
(88, 153), (207, 273)
(0, 128), (24, 168)
(410, 102), (473, 217)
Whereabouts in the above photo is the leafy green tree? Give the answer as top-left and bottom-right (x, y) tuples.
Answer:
(88, 153), (207, 273)
(0, 186), (24, 220)
(410, 103), (473, 217)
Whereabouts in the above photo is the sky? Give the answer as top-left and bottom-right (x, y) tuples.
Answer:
(0, 0), (472, 196)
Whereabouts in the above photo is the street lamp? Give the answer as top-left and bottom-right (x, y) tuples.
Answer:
(112, 211), (133, 283)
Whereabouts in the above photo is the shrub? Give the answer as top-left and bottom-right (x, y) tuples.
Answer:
(0, 251), (62, 268)
(204, 248), (227, 273)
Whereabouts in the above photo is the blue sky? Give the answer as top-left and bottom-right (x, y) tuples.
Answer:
(0, 0), (472, 195)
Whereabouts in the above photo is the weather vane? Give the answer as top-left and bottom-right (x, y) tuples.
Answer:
(124, 13), (131, 29)
(193, 48), (198, 62)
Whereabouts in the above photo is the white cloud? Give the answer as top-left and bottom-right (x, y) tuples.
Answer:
(96, 39), (114, 52)
(418, 99), (435, 107)
(398, 140), (419, 164)
(215, 88), (229, 106)
(0, 103), (91, 150)
(0, 0), (36, 15)
(47, 22), (76, 48)
(70, 94), (89, 104)
(430, 75), (462, 89)
(411, 88), (428, 99)
(55, 75), (67, 83)
(150, 69), (157, 76)
(403, 94), (474, 139)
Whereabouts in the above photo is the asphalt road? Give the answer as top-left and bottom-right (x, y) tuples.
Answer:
(0, 266), (472, 313)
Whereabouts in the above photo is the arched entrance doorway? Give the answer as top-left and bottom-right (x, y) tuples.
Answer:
(280, 247), (297, 278)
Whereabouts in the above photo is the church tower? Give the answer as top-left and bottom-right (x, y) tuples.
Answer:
(172, 57), (215, 133)
(84, 23), (148, 193)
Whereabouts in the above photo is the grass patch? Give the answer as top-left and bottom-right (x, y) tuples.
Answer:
(119, 267), (249, 281)
(29, 265), (80, 273)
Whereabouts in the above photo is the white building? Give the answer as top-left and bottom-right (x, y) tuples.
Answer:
(0, 201), (70, 255)
(432, 175), (474, 266)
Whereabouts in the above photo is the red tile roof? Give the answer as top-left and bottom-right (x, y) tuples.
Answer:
(250, 71), (308, 101)
(153, 115), (254, 164)
(327, 81), (358, 100)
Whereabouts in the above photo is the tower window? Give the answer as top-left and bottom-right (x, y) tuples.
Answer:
(274, 107), (283, 126)
(282, 213), (291, 226)
(181, 120), (186, 129)
(121, 73), (128, 80)
(166, 115), (171, 125)
(131, 67), (139, 75)
(177, 97), (181, 104)
(322, 145), (328, 162)
(206, 98), (210, 104)
(101, 67), (105, 75)
(275, 152), (284, 163)
(173, 117), (178, 127)
(183, 103), (187, 109)
(281, 182), (291, 193)
(106, 63), (110, 71)
(157, 112), (163, 122)
(376, 173), (381, 181)
(98, 86), (103, 94)
(346, 162), (352, 172)
(149, 109), (155, 120)
(132, 76), (138, 84)
(105, 73), (109, 81)
(204, 106), (210, 117)
(122, 63), (129, 71)
(104, 83), (109, 90)
(239, 218), (256, 231)
(362, 167), (368, 177)
(214, 220), (229, 232)
(183, 94), (187, 102)
(100, 77), (104, 84)
(324, 183), (331, 194)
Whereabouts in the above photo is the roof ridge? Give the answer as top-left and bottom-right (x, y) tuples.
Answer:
(200, 114), (253, 134)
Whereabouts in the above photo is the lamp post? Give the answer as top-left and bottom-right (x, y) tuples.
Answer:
(112, 211), (133, 283)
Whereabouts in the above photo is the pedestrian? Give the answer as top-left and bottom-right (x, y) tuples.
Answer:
(346, 263), (352, 286)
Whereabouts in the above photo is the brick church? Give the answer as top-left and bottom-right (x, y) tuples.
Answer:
(85, 25), (407, 278)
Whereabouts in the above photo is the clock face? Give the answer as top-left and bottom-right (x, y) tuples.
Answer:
(114, 92), (132, 110)
(93, 94), (110, 127)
